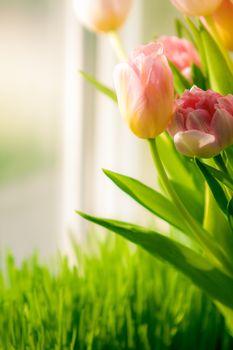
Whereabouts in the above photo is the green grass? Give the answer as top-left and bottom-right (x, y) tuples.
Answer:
(0, 236), (232, 350)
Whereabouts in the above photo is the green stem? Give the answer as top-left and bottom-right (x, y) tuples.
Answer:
(148, 139), (193, 225)
(148, 138), (233, 276)
(108, 31), (127, 61)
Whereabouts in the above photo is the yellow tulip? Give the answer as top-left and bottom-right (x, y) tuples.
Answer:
(212, 0), (233, 51)
(170, 0), (222, 16)
(73, 0), (133, 33)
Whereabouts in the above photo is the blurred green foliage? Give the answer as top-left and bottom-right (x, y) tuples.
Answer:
(0, 137), (56, 185)
(0, 0), (48, 7)
(0, 236), (232, 350)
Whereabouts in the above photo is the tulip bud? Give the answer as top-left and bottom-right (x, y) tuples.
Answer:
(73, 0), (133, 33)
(168, 87), (233, 158)
(113, 43), (174, 139)
(158, 36), (201, 81)
(212, 0), (233, 51)
(171, 0), (222, 16)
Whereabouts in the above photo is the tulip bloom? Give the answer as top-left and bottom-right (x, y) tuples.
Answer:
(168, 87), (233, 158)
(158, 36), (201, 80)
(171, 0), (222, 16)
(113, 43), (174, 139)
(73, 0), (133, 33)
(212, 0), (233, 51)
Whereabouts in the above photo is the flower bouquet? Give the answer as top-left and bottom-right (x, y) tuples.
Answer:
(75, 0), (233, 333)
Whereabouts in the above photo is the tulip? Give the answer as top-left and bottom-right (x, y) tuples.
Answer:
(168, 87), (233, 158)
(158, 36), (201, 80)
(171, 0), (223, 16)
(212, 0), (233, 51)
(73, 0), (133, 33)
(113, 43), (174, 139)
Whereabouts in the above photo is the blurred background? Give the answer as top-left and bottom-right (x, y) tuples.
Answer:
(0, 0), (178, 262)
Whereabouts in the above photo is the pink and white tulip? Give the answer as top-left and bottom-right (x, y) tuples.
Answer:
(171, 0), (223, 16)
(168, 87), (233, 158)
(158, 36), (201, 80)
(73, 0), (133, 33)
(113, 43), (174, 139)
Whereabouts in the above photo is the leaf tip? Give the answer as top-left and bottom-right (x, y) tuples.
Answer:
(75, 210), (87, 219)
(102, 168), (114, 177)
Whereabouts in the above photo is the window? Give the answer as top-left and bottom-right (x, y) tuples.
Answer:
(0, 0), (177, 260)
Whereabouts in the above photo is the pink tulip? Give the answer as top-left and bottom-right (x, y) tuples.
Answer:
(113, 43), (174, 139)
(73, 0), (133, 33)
(171, 0), (223, 16)
(158, 36), (201, 80)
(168, 87), (233, 158)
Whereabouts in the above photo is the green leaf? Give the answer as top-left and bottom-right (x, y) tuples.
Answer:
(191, 64), (207, 90)
(185, 18), (207, 75)
(199, 163), (233, 192)
(77, 211), (233, 310)
(103, 169), (187, 233)
(195, 159), (228, 214)
(171, 180), (204, 223)
(157, 133), (204, 193)
(169, 61), (191, 94)
(224, 147), (233, 178)
(80, 70), (117, 102)
(175, 19), (194, 44)
(227, 197), (233, 231)
(200, 26), (233, 94)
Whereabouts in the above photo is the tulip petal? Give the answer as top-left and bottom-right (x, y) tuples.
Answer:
(168, 111), (185, 137)
(158, 36), (201, 81)
(113, 63), (145, 125)
(114, 42), (174, 139)
(211, 109), (233, 149)
(212, 0), (233, 51)
(171, 0), (222, 16)
(217, 95), (233, 115)
(74, 0), (133, 33)
(174, 130), (217, 158)
(186, 109), (211, 132)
